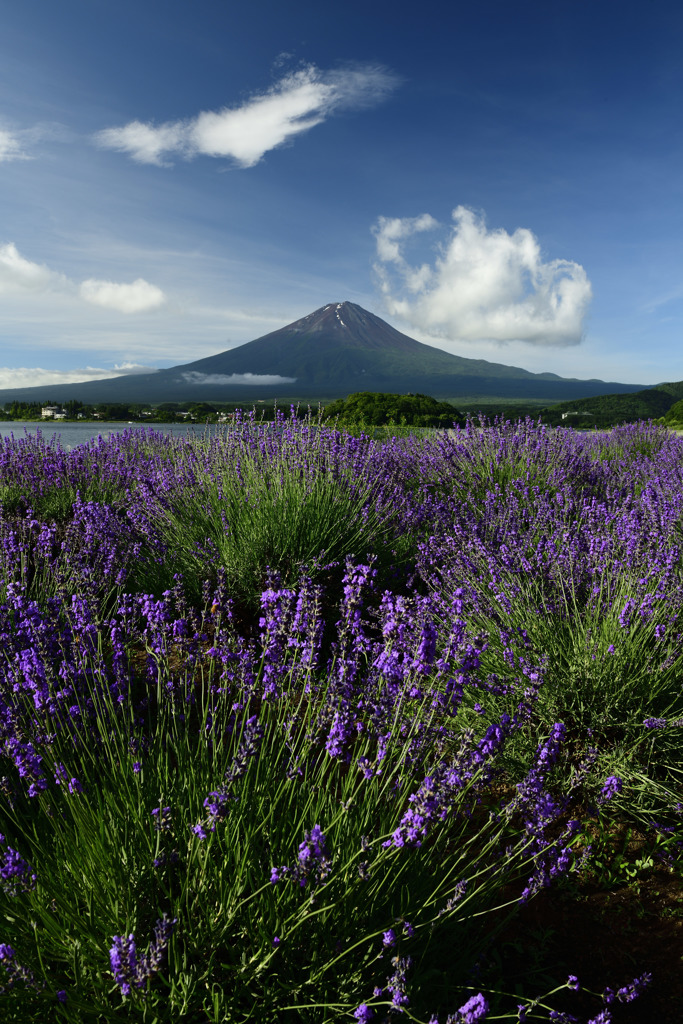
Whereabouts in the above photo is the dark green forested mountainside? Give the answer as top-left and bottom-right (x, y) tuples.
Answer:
(533, 380), (683, 427)
(662, 396), (683, 424)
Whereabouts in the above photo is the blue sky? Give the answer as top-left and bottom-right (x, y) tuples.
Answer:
(1, 0), (682, 389)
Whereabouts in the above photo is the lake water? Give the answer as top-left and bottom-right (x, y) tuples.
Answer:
(0, 421), (227, 450)
(0, 420), (620, 451)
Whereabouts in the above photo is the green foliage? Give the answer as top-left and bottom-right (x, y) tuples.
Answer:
(322, 392), (464, 428)
(0, 597), (580, 1023)
(422, 481), (683, 833)
(0, 401), (48, 421)
(0, 419), (675, 1021)
(146, 430), (415, 607)
(93, 403), (137, 420)
(663, 397), (683, 424)
(0, 399), (279, 424)
(536, 385), (675, 428)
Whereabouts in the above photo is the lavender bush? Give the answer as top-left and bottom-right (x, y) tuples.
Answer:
(0, 414), (675, 1021)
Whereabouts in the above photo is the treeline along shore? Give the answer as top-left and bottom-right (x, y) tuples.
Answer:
(5, 379), (683, 430)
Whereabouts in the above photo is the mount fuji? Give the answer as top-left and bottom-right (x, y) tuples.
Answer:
(0, 302), (646, 405)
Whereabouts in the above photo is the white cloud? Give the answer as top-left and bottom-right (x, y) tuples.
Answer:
(373, 206), (592, 347)
(180, 371), (296, 386)
(95, 120), (187, 168)
(0, 242), (167, 313)
(112, 362), (160, 375)
(0, 363), (158, 390)
(373, 214), (438, 263)
(80, 277), (166, 313)
(0, 129), (29, 163)
(95, 63), (399, 168)
(0, 242), (68, 293)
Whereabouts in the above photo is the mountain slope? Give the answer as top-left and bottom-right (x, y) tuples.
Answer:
(539, 380), (683, 425)
(0, 301), (649, 405)
(164, 301), (633, 387)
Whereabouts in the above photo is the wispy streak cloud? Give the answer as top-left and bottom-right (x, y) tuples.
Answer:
(95, 64), (400, 168)
(0, 364), (158, 390)
(0, 128), (29, 163)
(180, 371), (296, 386)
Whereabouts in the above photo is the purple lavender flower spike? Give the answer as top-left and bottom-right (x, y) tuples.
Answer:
(224, 715), (264, 786)
(455, 992), (489, 1022)
(615, 972), (651, 1003)
(325, 708), (354, 760)
(0, 838), (36, 896)
(193, 715), (264, 838)
(353, 1005), (375, 1022)
(109, 933), (138, 997)
(151, 806), (172, 832)
(0, 942), (42, 993)
(110, 913), (176, 997)
(288, 823), (332, 889)
(385, 954), (411, 1010)
(598, 776), (623, 803)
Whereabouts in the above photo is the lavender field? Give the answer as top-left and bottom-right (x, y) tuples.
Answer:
(0, 413), (680, 1022)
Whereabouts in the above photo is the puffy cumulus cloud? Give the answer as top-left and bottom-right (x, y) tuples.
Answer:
(0, 363), (159, 390)
(373, 214), (438, 264)
(79, 277), (167, 313)
(95, 63), (399, 168)
(180, 371), (296, 386)
(0, 242), (68, 293)
(0, 129), (29, 163)
(0, 242), (167, 313)
(373, 206), (592, 347)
